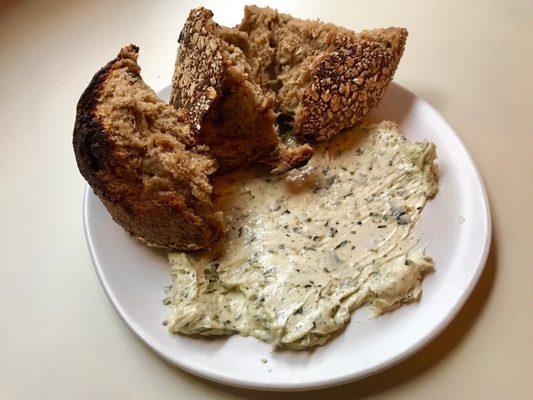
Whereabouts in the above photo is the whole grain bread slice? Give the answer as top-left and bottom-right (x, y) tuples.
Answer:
(73, 45), (223, 250)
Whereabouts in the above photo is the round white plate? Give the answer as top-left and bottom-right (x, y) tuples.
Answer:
(83, 83), (491, 391)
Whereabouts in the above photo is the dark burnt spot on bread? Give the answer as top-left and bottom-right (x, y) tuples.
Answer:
(73, 59), (115, 177)
(276, 113), (294, 134)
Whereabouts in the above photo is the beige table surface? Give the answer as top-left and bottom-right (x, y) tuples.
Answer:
(1, 0), (532, 398)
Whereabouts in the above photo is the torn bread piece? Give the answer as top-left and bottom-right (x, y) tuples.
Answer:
(73, 45), (223, 250)
(239, 5), (407, 141)
(171, 7), (313, 173)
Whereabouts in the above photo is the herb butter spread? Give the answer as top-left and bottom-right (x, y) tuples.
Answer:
(165, 121), (438, 349)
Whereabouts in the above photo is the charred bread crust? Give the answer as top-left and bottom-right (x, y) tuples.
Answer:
(295, 28), (407, 141)
(73, 45), (223, 251)
(73, 47), (123, 192)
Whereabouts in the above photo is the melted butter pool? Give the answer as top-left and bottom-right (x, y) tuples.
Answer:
(165, 121), (438, 349)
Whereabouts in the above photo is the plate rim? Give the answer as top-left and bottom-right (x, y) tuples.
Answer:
(82, 82), (492, 391)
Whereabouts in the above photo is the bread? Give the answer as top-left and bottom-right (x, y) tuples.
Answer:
(171, 8), (313, 174)
(172, 6), (407, 142)
(73, 45), (223, 250)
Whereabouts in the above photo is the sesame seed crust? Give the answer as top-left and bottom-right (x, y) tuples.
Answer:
(296, 28), (408, 141)
(171, 8), (224, 132)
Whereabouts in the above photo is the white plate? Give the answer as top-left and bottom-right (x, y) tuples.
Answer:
(83, 83), (491, 391)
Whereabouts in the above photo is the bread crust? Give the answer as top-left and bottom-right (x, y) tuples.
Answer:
(295, 29), (407, 141)
(73, 46), (119, 192)
(73, 45), (223, 251)
(170, 9), (224, 132)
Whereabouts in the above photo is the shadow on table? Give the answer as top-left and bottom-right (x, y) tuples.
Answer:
(188, 223), (497, 399)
